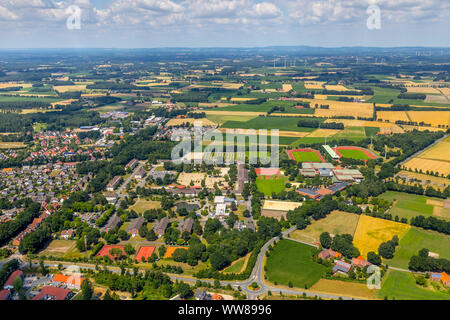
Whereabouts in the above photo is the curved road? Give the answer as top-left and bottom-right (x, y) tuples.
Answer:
(4, 227), (360, 300)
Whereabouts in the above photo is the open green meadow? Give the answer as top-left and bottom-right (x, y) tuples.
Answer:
(378, 270), (450, 300)
(256, 175), (287, 196)
(386, 227), (450, 269)
(379, 191), (449, 221)
(266, 240), (326, 288)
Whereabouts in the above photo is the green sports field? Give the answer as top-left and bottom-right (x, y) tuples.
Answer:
(256, 175), (287, 196)
(378, 270), (450, 300)
(265, 239), (326, 289)
(291, 151), (322, 162)
(386, 227), (450, 269)
(337, 149), (371, 160)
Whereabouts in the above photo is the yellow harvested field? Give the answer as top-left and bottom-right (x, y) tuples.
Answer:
(406, 86), (441, 94)
(363, 121), (395, 128)
(51, 99), (76, 107)
(218, 128), (309, 138)
(212, 82), (244, 89)
(262, 200), (302, 211)
(53, 85), (86, 92)
(290, 211), (360, 245)
(20, 108), (61, 114)
(166, 118), (217, 127)
(199, 102), (236, 107)
(282, 84), (293, 92)
(324, 119), (367, 127)
(310, 279), (378, 300)
(0, 82), (32, 89)
(204, 110), (267, 117)
(377, 111), (409, 123)
(324, 85), (352, 91)
(129, 199), (161, 214)
(379, 125), (404, 134)
(439, 87), (450, 96)
(306, 129), (341, 137)
(353, 215), (410, 258)
(301, 99), (373, 118)
(230, 97), (258, 102)
(81, 93), (107, 97)
(404, 158), (450, 176)
(400, 125), (444, 132)
(164, 246), (188, 259)
(407, 111), (450, 127)
(0, 142), (26, 149)
(304, 82), (324, 89)
(403, 138), (450, 176)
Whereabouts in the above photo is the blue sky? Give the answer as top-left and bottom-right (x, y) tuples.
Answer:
(0, 0), (448, 48)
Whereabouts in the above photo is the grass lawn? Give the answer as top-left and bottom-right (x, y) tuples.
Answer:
(222, 254), (249, 273)
(378, 270), (450, 300)
(333, 127), (366, 140)
(129, 199), (161, 214)
(364, 127), (380, 136)
(256, 175), (287, 196)
(291, 151), (322, 162)
(337, 149), (371, 160)
(290, 211), (360, 245)
(265, 239), (326, 289)
(386, 227), (450, 269)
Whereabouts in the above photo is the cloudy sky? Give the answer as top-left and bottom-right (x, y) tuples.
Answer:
(0, 0), (448, 48)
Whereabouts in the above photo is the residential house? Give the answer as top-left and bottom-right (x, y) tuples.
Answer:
(3, 270), (24, 290)
(32, 286), (73, 301)
(60, 230), (74, 240)
(127, 217), (146, 237)
(318, 248), (342, 260)
(333, 260), (352, 274)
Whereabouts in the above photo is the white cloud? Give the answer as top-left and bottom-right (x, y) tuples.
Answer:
(251, 2), (281, 19)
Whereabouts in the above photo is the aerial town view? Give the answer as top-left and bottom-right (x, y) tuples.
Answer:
(0, 0), (449, 312)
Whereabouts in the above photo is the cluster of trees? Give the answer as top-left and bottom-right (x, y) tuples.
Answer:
(319, 232), (360, 259)
(397, 93), (426, 100)
(0, 200), (41, 246)
(296, 118), (343, 129)
(93, 269), (192, 299)
(410, 215), (450, 235)
(378, 235), (399, 259)
(408, 248), (450, 273)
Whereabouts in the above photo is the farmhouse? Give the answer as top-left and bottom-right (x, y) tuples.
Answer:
(431, 272), (450, 287)
(352, 256), (371, 268)
(318, 248), (342, 260)
(333, 260), (352, 274)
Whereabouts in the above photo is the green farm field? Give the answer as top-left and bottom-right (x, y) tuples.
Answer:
(386, 227), (450, 269)
(378, 270), (450, 300)
(379, 191), (450, 221)
(265, 239), (326, 289)
(222, 116), (319, 132)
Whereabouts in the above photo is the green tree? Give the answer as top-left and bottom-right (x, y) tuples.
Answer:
(81, 279), (93, 300)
